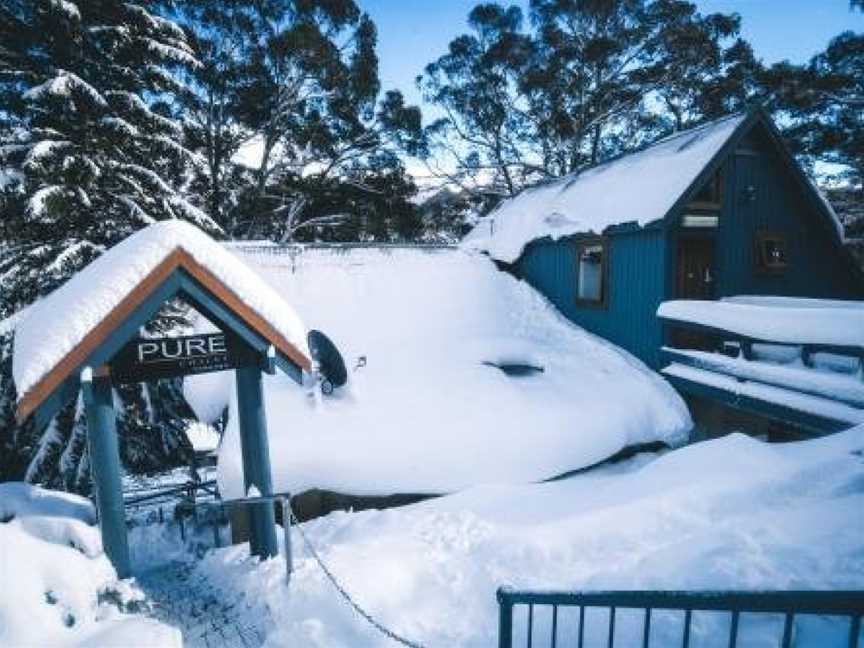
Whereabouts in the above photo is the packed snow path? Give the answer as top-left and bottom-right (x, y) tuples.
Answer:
(137, 560), (270, 648)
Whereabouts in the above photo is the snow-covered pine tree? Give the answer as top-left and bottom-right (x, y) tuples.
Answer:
(0, 1), (215, 490)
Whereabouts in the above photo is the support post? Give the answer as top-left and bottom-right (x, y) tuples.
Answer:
(82, 370), (131, 578)
(235, 365), (278, 558)
(497, 588), (513, 648)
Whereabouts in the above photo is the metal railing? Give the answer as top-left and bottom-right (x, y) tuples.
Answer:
(497, 588), (864, 648)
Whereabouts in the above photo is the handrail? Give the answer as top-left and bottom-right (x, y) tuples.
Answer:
(659, 315), (864, 361)
(497, 588), (864, 648)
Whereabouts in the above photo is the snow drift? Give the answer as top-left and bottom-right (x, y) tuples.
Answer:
(186, 247), (691, 497)
(0, 482), (179, 647)
(199, 426), (864, 647)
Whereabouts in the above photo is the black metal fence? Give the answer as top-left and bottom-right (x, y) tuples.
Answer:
(497, 588), (864, 648)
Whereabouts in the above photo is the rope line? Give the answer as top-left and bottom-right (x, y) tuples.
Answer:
(287, 502), (427, 648)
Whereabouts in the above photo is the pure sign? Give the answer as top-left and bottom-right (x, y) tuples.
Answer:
(110, 332), (256, 383)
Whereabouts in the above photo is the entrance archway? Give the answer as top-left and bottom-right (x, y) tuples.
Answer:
(12, 222), (311, 577)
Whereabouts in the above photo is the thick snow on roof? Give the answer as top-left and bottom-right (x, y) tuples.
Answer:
(658, 297), (864, 347)
(464, 114), (747, 263)
(12, 220), (308, 399)
(186, 247), (691, 498)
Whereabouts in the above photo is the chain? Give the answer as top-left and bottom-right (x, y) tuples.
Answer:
(287, 502), (427, 648)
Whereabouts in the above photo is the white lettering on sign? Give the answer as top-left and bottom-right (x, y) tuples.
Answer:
(208, 335), (227, 354)
(135, 335), (229, 364)
(137, 342), (160, 363)
(162, 339), (183, 359)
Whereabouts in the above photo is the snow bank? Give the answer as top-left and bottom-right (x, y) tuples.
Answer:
(463, 114), (746, 263)
(658, 298), (864, 347)
(199, 427), (864, 647)
(12, 220), (308, 400)
(191, 247), (690, 498)
(0, 482), (179, 647)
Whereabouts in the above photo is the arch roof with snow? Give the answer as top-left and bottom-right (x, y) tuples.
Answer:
(13, 220), (310, 426)
(463, 109), (845, 264)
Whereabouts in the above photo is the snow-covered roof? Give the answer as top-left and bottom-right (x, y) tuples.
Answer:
(463, 113), (748, 263)
(196, 247), (691, 498)
(13, 220), (310, 421)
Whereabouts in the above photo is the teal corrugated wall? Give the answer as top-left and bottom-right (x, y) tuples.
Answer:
(518, 228), (668, 368)
(715, 146), (861, 298)
(515, 127), (862, 372)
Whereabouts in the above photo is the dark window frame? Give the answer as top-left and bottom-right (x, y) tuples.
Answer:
(687, 170), (724, 211)
(575, 237), (609, 309)
(754, 230), (789, 274)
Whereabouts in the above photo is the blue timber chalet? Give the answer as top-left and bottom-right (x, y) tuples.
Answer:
(466, 107), (863, 372)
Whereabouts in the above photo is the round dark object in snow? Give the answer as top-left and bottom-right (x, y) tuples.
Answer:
(308, 330), (348, 391)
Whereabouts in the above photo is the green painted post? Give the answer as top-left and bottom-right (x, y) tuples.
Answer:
(82, 370), (131, 578)
(497, 588), (513, 648)
(235, 365), (278, 558)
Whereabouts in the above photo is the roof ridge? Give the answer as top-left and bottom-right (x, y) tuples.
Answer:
(508, 111), (748, 202)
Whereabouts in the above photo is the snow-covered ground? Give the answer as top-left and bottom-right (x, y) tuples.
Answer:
(185, 247), (691, 498)
(194, 426), (864, 647)
(0, 482), (179, 647)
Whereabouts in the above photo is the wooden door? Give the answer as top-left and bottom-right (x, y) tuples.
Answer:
(677, 237), (716, 300)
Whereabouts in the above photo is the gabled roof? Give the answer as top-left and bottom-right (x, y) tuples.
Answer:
(463, 107), (847, 265)
(13, 220), (311, 426)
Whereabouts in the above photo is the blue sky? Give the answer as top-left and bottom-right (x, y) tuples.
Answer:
(362, 0), (863, 108)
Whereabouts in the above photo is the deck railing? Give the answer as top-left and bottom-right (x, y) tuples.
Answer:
(659, 316), (864, 372)
(658, 314), (864, 435)
(497, 588), (864, 648)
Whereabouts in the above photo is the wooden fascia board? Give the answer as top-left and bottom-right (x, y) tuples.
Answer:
(17, 246), (311, 425)
(173, 249), (310, 373)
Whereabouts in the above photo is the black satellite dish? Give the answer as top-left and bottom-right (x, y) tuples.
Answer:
(307, 330), (348, 395)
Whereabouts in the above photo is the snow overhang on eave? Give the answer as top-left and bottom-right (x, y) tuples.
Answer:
(15, 246), (311, 428)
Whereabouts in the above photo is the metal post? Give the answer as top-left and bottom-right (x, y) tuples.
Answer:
(82, 370), (131, 578)
(497, 588), (513, 648)
(281, 497), (293, 585)
(235, 365), (278, 558)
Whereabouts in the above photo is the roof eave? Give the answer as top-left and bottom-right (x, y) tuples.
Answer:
(15, 246), (311, 427)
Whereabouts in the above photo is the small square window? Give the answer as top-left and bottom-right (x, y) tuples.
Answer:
(755, 232), (788, 272)
(576, 240), (607, 306)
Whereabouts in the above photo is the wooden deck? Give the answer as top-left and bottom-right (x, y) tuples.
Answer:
(658, 314), (864, 437)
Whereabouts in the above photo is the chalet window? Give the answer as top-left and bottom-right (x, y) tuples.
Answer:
(576, 240), (606, 305)
(755, 231), (788, 272)
(681, 214), (719, 229)
(682, 171), (723, 229)
(689, 171), (723, 209)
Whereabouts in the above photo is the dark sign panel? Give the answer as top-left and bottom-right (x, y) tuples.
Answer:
(110, 332), (258, 383)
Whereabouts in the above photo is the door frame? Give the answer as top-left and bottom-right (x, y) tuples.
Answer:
(674, 230), (718, 300)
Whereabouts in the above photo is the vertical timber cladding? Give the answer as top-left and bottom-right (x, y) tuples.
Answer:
(109, 331), (260, 383)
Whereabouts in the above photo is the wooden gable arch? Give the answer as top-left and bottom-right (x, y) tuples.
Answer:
(17, 247), (311, 428)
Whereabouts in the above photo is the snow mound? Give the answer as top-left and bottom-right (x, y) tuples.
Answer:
(463, 114), (746, 263)
(0, 482), (180, 647)
(199, 427), (864, 647)
(0, 480), (97, 524)
(658, 297), (864, 347)
(13, 220), (308, 401)
(190, 247), (691, 498)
